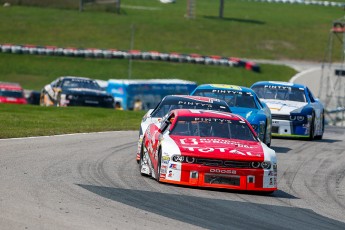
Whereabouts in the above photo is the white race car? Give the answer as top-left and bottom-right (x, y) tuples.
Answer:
(251, 81), (324, 140)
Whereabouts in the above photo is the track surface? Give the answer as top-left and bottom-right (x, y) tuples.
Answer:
(1, 127), (345, 230)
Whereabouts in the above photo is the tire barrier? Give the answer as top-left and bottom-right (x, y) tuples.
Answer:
(248, 0), (344, 7)
(0, 43), (260, 72)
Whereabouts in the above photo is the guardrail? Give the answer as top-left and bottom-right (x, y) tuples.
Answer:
(247, 0), (344, 7)
(0, 43), (260, 72)
(325, 107), (345, 126)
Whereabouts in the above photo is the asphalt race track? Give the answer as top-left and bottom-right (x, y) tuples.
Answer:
(1, 127), (345, 230)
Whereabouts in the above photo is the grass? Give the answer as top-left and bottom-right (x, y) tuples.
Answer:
(0, 103), (145, 138)
(0, 53), (296, 90)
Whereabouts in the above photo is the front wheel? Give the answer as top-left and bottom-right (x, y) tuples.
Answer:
(308, 113), (315, 141)
(139, 138), (150, 176)
(263, 120), (271, 147)
(156, 148), (162, 182)
(315, 112), (324, 140)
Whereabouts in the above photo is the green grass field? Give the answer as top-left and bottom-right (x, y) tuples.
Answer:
(0, 104), (145, 138)
(0, 0), (341, 138)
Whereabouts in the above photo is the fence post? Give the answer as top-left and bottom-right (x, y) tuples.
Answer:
(79, 0), (83, 12)
(116, 0), (121, 14)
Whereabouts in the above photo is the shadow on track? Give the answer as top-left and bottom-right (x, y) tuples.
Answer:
(78, 184), (345, 230)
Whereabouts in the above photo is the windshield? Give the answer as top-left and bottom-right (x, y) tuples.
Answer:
(151, 99), (230, 117)
(61, 79), (101, 90)
(170, 117), (257, 141)
(252, 85), (306, 102)
(0, 90), (23, 98)
(193, 90), (257, 109)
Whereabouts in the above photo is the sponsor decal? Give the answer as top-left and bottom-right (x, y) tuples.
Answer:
(210, 168), (236, 174)
(179, 138), (255, 149)
(183, 147), (259, 156)
(194, 117), (233, 123)
(161, 166), (167, 174)
(169, 164), (178, 169)
(264, 85), (291, 90)
(178, 100), (213, 108)
(210, 84), (242, 90)
(168, 170), (173, 177)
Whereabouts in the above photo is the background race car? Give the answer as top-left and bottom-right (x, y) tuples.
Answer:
(0, 82), (27, 104)
(139, 109), (277, 193)
(251, 81), (324, 140)
(40, 76), (114, 108)
(136, 95), (232, 161)
(191, 84), (272, 146)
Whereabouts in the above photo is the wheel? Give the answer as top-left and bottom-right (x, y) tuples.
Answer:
(263, 120), (271, 147)
(156, 148), (162, 182)
(139, 139), (147, 176)
(315, 111), (324, 140)
(39, 92), (46, 106)
(55, 93), (61, 107)
(308, 113), (315, 141)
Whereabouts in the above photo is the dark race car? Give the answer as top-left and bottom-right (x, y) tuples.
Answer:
(40, 76), (114, 108)
(136, 95), (232, 162)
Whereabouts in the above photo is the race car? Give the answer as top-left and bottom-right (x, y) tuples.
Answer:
(0, 82), (27, 104)
(191, 84), (272, 146)
(136, 95), (232, 162)
(40, 76), (114, 108)
(251, 81), (324, 140)
(139, 109), (277, 193)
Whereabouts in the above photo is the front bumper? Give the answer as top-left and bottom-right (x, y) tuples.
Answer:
(271, 119), (311, 138)
(159, 164), (277, 192)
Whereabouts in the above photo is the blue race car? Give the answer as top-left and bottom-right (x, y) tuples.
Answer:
(191, 84), (272, 146)
(251, 81), (324, 140)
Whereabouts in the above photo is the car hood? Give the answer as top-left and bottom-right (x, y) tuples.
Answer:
(63, 88), (110, 96)
(262, 99), (307, 115)
(169, 136), (264, 161)
(230, 107), (259, 123)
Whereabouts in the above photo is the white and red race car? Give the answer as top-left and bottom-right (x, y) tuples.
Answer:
(139, 109), (277, 193)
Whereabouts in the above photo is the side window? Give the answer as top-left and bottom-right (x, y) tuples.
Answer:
(307, 88), (315, 103)
(255, 95), (263, 109)
(55, 79), (63, 88)
(160, 114), (174, 133)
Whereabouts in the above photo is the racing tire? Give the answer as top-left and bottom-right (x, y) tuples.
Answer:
(39, 92), (46, 106)
(263, 121), (271, 147)
(138, 139), (147, 176)
(314, 112), (324, 140)
(55, 93), (61, 107)
(308, 113), (315, 141)
(156, 148), (162, 182)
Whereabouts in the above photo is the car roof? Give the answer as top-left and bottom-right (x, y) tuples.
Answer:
(0, 82), (23, 91)
(163, 95), (225, 104)
(251, 81), (307, 89)
(171, 109), (244, 121)
(59, 76), (94, 81)
(194, 84), (255, 93)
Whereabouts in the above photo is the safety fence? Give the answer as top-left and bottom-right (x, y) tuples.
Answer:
(246, 0), (344, 7)
(0, 43), (260, 72)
